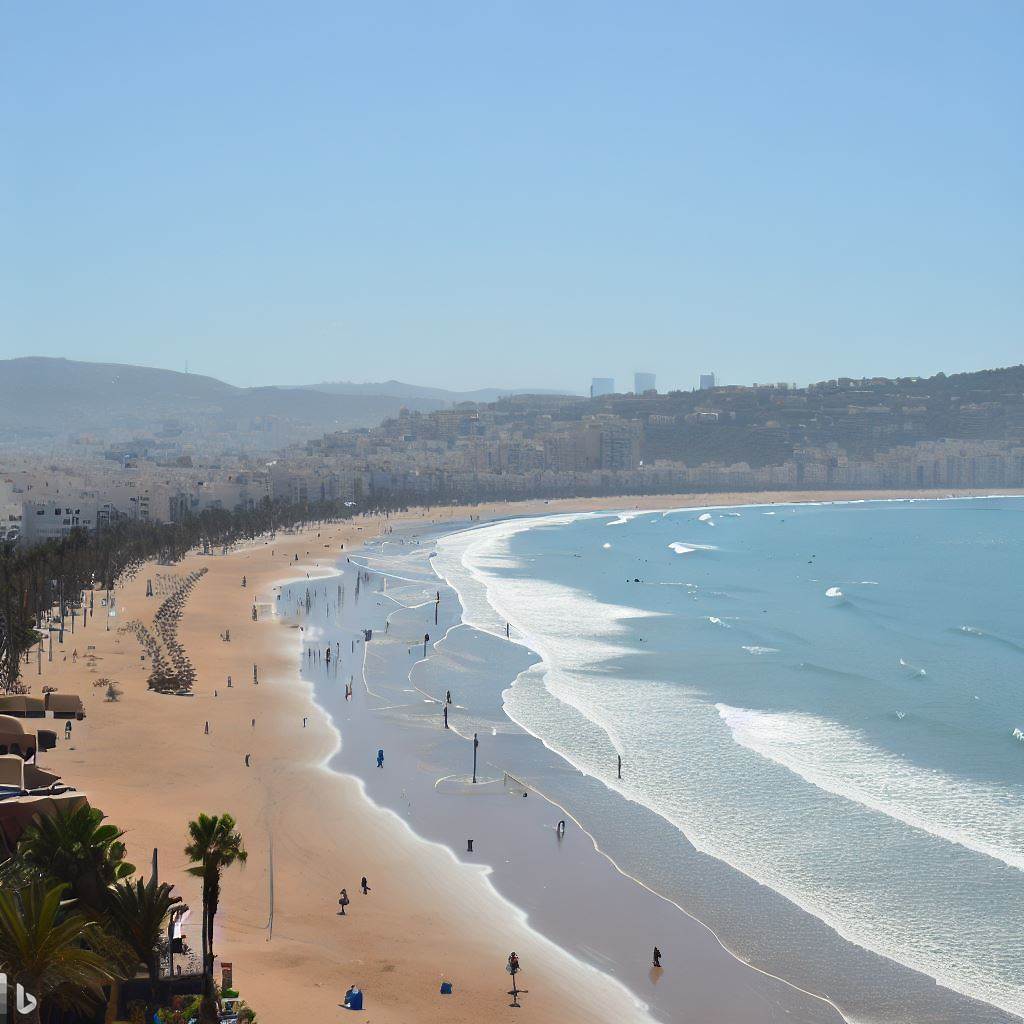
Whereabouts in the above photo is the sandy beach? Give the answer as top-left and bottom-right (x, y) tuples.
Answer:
(34, 488), (1020, 1023)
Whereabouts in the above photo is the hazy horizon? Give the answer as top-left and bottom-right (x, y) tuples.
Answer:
(3, 351), (1022, 396)
(3, 2), (1021, 392)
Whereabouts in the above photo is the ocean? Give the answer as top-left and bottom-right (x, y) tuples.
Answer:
(431, 497), (1024, 1022)
(287, 496), (1024, 1023)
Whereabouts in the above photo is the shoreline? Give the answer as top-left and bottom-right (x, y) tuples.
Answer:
(34, 488), (1024, 1022)
(374, 491), (1022, 1023)
(274, 557), (659, 1022)
(324, 517), (851, 1023)
(450, 494), (1024, 1023)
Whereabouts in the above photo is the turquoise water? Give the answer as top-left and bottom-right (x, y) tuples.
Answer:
(434, 497), (1024, 1021)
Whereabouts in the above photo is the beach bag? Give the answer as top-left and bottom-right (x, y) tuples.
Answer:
(440, 981), (453, 995)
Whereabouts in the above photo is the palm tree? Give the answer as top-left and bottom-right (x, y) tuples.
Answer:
(184, 813), (246, 1015)
(0, 882), (116, 1024)
(18, 804), (135, 912)
(108, 876), (182, 1017)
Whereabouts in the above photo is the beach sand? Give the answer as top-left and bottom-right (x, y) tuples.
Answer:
(34, 489), (1017, 1022)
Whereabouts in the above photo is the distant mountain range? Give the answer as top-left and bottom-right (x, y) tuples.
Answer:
(0, 357), (568, 449)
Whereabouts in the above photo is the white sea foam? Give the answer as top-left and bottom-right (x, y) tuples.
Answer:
(435, 516), (666, 761)
(668, 541), (718, 555)
(603, 542), (612, 549)
(742, 645), (780, 655)
(1013, 728), (1024, 743)
(707, 616), (730, 628)
(698, 512), (715, 526)
(898, 657), (927, 677)
(763, 511), (777, 515)
(606, 513), (639, 526)
(825, 586), (843, 598)
(716, 704), (1024, 873)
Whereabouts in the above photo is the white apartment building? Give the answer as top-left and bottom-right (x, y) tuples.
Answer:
(21, 500), (99, 545)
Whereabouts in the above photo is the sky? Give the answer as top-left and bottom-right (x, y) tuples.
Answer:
(2, 2), (1021, 394)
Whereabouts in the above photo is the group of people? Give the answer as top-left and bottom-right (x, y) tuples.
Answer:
(337, 876), (372, 915)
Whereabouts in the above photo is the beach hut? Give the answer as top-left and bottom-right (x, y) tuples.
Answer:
(45, 692), (85, 719)
(0, 755), (68, 800)
(0, 753), (25, 793)
(0, 791), (88, 848)
(0, 715), (37, 759)
(0, 695), (45, 718)
(23, 763), (62, 791)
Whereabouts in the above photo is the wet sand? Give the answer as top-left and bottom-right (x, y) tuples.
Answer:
(294, 533), (847, 1023)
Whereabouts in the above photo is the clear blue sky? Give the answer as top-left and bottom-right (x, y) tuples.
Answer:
(2, 2), (1021, 393)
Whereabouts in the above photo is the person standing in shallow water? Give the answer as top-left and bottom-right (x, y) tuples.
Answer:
(376, 748), (384, 768)
(652, 946), (662, 968)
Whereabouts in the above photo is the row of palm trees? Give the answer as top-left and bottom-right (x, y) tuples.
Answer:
(0, 493), (406, 693)
(0, 805), (247, 1023)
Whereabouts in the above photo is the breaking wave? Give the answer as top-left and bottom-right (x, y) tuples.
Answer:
(716, 704), (1024, 873)
(668, 541), (719, 555)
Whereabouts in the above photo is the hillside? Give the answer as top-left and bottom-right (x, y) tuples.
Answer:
(0, 358), (552, 450)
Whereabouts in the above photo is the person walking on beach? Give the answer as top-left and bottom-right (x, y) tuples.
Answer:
(204, 721), (209, 735)
(251, 717), (256, 729)
(245, 753), (251, 767)
(376, 748), (384, 768)
(446, 689), (452, 704)
(64, 721), (72, 740)
(507, 951), (521, 1001)
(338, 888), (350, 915)
(361, 876), (370, 895)
(652, 946), (662, 968)
(443, 705), (449, 729)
